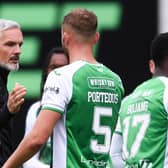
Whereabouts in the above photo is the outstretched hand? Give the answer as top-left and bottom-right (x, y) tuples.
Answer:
(7, 82), (27, 113)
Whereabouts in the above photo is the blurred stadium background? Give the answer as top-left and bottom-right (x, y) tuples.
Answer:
(1, 0), (167, 143)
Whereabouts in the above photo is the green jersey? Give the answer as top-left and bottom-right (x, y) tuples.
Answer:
(41, 60), (124, 168)
(119, 76), (168, 168)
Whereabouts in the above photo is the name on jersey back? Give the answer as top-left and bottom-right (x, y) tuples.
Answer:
(87, 77), (119, 104)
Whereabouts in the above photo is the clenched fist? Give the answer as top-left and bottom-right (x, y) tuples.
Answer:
(7, 83), (27, 113)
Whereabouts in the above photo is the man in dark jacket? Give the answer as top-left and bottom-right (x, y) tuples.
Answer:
(0, 19), (27, 166)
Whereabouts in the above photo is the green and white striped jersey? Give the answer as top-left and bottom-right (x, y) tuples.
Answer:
(41, 60), (124, 168)
(119, 76), (168, 168)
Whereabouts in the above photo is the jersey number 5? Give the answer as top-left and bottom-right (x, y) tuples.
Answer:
(90, 106), (112, 154)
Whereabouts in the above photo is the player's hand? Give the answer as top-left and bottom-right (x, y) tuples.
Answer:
(7, 82), (27, 113)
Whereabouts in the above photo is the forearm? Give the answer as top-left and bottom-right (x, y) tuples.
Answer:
(23, 148), (50, 168)
(2, 134), (43, 168)
(3, 109), (59, 168)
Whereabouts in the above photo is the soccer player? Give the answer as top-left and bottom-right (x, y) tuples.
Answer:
(2, 8), (124, 168)
(110, 32), (168, 167)
(23, 47), (68, 168)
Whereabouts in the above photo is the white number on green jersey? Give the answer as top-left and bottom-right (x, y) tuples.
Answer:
(122, 114), (150, 158)
(90, 106), (112, 154)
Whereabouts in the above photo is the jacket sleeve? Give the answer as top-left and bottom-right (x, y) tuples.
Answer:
(0, 103), (14, 127)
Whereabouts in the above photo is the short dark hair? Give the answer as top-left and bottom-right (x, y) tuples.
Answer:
(150, 32), (168, 66)
(40, 47), (68, 98)
(44, 47), (68, 70)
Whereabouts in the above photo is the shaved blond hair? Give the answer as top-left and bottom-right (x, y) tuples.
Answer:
(62, 8), (98, 38)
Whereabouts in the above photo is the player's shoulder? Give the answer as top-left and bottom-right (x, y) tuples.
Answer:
(102, 64), (122, 80)
(52, 60), (86, 76)
(136, 76), (168, 90)
(158, 76), (168, 85)
(121, 94), (131, 104)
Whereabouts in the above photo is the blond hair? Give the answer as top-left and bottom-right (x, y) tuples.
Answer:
(62, 8), (97, 38)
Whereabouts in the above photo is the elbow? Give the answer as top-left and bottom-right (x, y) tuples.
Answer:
(25, 132), (47, 150)
(30, 139), (45, 150)
(26, 139), (43, 151)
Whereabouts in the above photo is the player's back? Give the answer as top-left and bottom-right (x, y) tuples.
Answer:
(120, 76), (168, 168)
(51, 60), (124, 168)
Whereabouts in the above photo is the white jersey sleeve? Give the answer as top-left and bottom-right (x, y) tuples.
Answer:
(24, 101), (40, 136)
(110, 118), (124, 168)
(41, 69), (72, 113)
(23, 159), (50, 168)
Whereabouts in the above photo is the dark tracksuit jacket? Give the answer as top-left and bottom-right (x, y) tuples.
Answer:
(0, 67), (15, 166)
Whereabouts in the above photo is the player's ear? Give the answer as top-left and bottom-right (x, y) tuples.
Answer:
(93, 32), (99, 44)
(62, 32), (70, 46)
(149, 59), (155, 75)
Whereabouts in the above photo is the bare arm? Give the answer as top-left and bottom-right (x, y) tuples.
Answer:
(23, 102), (50, 168)
(2, 109), (61, 168)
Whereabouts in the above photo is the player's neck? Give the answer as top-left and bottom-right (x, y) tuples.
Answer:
(153, 68), (168, 77)
(69, 46), (98, 64)
(70, 58), (98, 64)
(69, 52), (98, 64)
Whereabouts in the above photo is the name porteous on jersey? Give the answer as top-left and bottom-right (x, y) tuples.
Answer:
(88, 91), (118, 104)
(87, 77), (119, 104)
